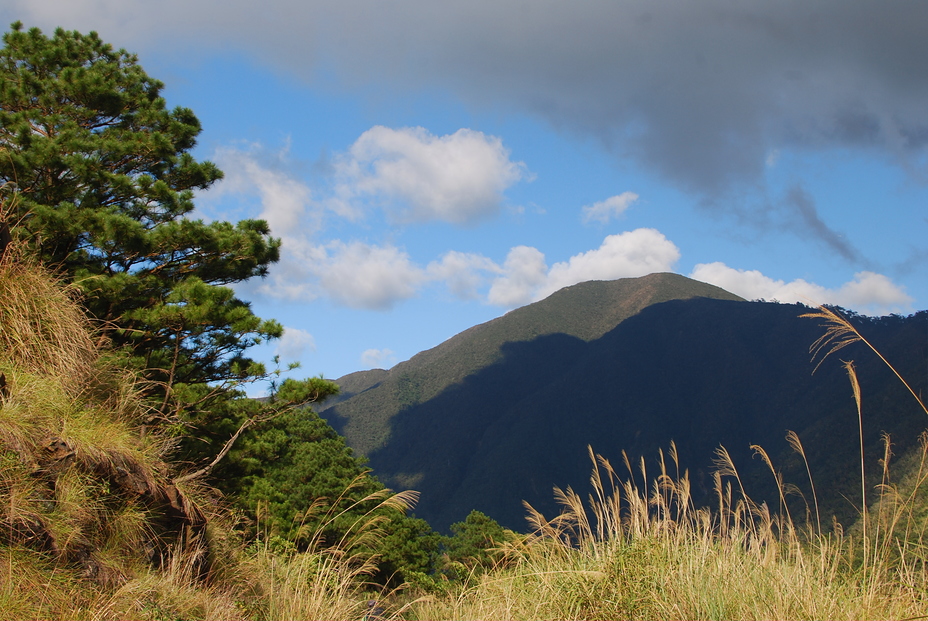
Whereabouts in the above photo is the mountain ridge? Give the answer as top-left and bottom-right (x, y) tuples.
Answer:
(367, 298), (926, 531)
(318, 274), (927, 532)
(319, 273), (744, 455)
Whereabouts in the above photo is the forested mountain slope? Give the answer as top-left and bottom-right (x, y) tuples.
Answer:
(322, 279), (927, 532)
(318, 273), (744, 455)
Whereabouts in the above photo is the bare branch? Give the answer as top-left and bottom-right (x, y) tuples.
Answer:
(173, 415), (256, 485)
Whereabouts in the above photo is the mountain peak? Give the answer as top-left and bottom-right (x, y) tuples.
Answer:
(320, 273), (743, 456)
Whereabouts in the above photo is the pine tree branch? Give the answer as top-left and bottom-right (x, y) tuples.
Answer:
(173, 415), (256, 485)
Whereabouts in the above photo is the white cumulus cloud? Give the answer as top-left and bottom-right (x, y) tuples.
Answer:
(481, 229), (682, 308)
(487, 246), (549, 307)
(835, 272), (914, 311)
(427, 250), (501, 300)
(537, 229), (681, 300)
(334, 126), (528, 225)
(207, 142), (319, 235)
(581, 192), (639, 224)
(361, 348), (397, 369)
(202, 142), (432, 309)
(275, 327), (316, 362)
(200, 142), (335, 302)
(320, 241), (427, 310)
(690, 262), (913, 316)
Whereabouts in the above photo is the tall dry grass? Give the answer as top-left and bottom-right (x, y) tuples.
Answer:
(410, 439), (927, 620)
(0, 246), (420, 619)
(409, 305), (928, 620)
(244, 482), (418, 621)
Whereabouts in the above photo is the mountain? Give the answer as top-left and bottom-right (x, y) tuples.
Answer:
(318, 273), (744, 454)
(319, 275), (928, 532)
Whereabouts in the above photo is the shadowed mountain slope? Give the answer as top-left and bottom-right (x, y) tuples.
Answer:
(320, 276), (927, 532)
(381, 299), (927, 531)
(319, 273), (743, 455)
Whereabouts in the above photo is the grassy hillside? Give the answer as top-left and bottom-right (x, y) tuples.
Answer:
(0, 258), (223, 616)
(0, 257), (416, 620)
(410, 439), (928, 620)
(319, 273), (743, 456)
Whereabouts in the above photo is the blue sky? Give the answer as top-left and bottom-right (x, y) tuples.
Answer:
(4, 2), (927, 389)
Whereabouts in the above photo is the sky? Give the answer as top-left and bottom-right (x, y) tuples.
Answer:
(4, 1), (927, 390)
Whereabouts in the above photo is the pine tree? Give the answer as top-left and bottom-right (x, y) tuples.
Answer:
(0, 22), (282, 421)
(0, 24), (437, 567)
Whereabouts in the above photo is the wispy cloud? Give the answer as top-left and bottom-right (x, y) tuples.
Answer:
(781, 185), (863, 265)
(275, 327), (316, 362)
(202, 141), (318, 234)
(581, 192), (639, 224)
(427, 251), (501, 300)
(361, 348), (397, 369)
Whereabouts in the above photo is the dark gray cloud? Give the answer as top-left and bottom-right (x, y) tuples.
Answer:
(8, 0), (928, 252)
(304, 1), (928, 197)
(894, 246), (928, 279)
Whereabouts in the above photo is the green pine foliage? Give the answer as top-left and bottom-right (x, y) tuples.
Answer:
(222, 402), (381, 546)
(0, 22), (281, 426)
(443, 510), (513, 577)
(0, 21), (448, 596)
(371, 514), (443, 587)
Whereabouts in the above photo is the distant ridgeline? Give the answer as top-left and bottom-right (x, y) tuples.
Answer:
(318, 273), (928, 532)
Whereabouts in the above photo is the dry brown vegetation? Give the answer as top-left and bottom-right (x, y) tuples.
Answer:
(0, 251), (415, 619)
(408, 434), (927, 620)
